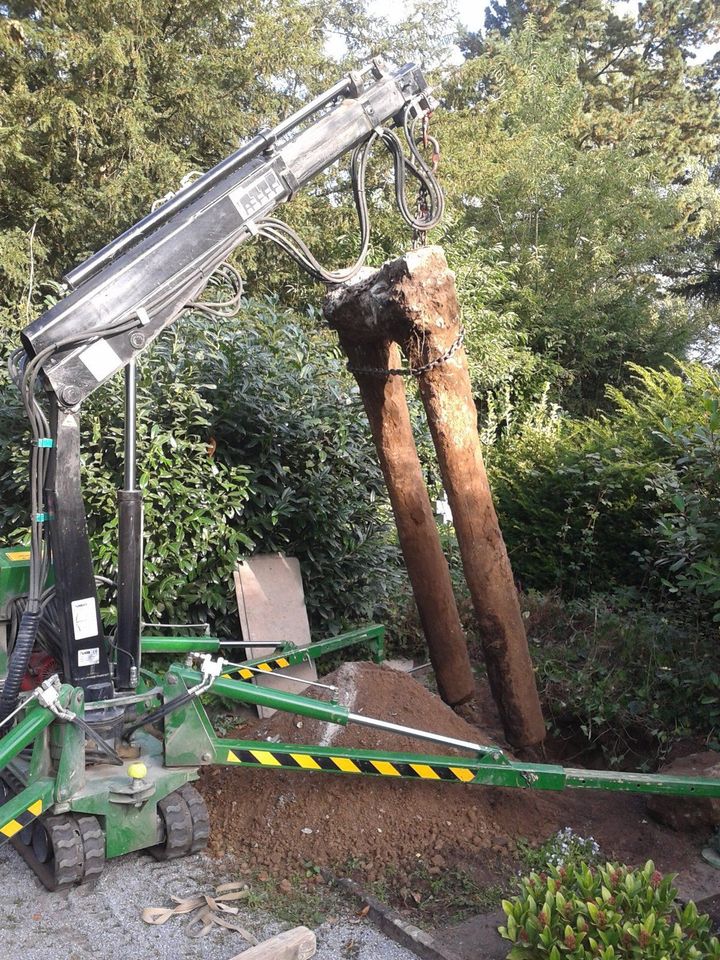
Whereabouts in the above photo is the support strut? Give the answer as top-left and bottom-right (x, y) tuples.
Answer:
(116, 360), (143, 690)
(161, 664), (720, 800)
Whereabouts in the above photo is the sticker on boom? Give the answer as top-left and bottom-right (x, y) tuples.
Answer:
(0, 798), (43, 839)
(225, 749), (476, 783)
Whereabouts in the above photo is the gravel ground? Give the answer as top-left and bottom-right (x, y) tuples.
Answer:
(0, 843), (417, 960)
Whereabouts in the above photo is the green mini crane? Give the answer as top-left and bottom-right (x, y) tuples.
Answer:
(1, 59), (718, 891)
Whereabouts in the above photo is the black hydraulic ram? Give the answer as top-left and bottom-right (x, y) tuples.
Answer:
(115, 360), (142, 690)
(17, 58), (436, 703)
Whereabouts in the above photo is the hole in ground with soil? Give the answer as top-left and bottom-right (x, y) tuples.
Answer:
(197, 663), (711, 918)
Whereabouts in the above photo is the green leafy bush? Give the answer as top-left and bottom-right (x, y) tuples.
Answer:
(499, 860), (720, 959)
(488, 362), (720, 600)
(525, 591), (720, 766)
(0, 299), (402, 636)
(185, 300), (404, 632)
(483, 365), (720, 761)
(643, 390), (720, 620)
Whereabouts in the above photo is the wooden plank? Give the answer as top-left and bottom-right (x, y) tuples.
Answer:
(227, 925), (316, 960)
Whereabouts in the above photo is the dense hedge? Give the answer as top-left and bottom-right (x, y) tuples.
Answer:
(0, 300), (403, 636)
(488, 361), (720, 618)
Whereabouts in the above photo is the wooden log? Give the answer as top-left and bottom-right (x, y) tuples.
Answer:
(325, 250), (545, 749)
(227, 925), (316, 960)
(335, 333), (474, 706)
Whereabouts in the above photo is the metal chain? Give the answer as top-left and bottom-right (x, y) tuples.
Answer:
(347, 327), (465, 378)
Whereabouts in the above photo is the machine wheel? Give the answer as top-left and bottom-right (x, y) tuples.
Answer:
(19, 822), (34, 846)
(76, 815), (105, 881)
(148, 790), (193, 860)
(36, 816), (85, 888)
(178, 783), (210, 854)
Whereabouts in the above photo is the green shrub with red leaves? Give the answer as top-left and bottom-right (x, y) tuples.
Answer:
(499, 860), (720, 959)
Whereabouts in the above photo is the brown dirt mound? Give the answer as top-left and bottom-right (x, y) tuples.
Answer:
(198, 662), (704, 883)
(200, 663), (688, 879)
(245, 660), (503, 756)
(199, 661), (529, 876)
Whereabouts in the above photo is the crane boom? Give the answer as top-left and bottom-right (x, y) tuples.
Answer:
(22, 59), (433, 407)
(5, 58), (439, 714)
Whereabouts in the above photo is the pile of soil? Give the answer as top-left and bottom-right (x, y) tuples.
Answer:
(198, 662), (705, 883)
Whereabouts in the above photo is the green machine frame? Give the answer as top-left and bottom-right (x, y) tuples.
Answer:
(3, 622), (720, 889)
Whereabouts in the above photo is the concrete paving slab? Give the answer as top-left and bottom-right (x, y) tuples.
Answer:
(235, 556), (317, 717)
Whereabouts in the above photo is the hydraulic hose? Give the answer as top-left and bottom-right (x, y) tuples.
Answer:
(122, 690), (195, 741)
(0, 610), (40, 726)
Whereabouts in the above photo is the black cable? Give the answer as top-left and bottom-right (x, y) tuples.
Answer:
(401, 113), (445, 229)
(7, 574), (119, 668)
(188, 262), (245, 319)
(256, 133), (374, 284)
(255, 105), (445, 285)
(73, 716), (123, 765)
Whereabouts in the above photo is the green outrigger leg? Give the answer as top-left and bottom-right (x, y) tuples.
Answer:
(140, 623), (385, 670)
(0, 695), (60, 841)
(160, 659), (720, 800)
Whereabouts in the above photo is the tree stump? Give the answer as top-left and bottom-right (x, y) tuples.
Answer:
(324, 248), (545, 749)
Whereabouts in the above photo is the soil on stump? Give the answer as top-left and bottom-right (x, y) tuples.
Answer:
(197, 662), (706, 886)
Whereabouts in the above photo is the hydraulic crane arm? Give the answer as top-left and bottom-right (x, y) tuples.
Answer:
(21, 59), (436, 406)
(3, 58), (441, 720)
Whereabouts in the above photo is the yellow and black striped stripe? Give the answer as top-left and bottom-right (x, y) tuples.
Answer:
(225, 748), (476, 783)
(0, 798), (43, 839)
(222, 656), (292, 681)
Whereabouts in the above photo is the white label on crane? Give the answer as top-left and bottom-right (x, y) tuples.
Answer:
(71, 597), (99, 641)
(78, 338), (124, 382)
(78, 647), (100, 667)
(229, 169), (284, 220)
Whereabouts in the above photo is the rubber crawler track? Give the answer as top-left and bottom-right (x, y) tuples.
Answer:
(43, 816), (84, 887)
(178, 783), (210, 855)
(77, 814), (105, 881)
(149, 791), (193, 860)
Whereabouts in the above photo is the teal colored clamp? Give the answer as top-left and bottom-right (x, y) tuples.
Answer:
(35, 438), (54, 448)
(34, 512), (50, 523)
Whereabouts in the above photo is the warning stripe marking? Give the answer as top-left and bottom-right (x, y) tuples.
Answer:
(332, 756), (362, 774)
(291, 753), (322, 770)
(371, 760), (401, 777)
(249, 749), (282, 767)
(6, 550), (31, 562)
(0, 819), (23, 838)
(223, 749), (477, 783)
(0, 798), (43, 838)
(410, 763), (441, 780)
(450, 766), (476, 783)
(222, 656), (296, 682)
